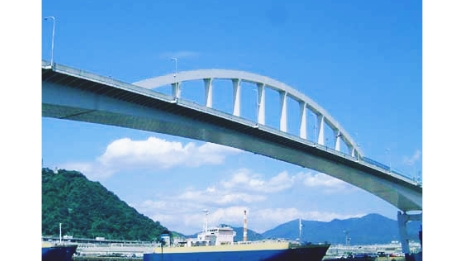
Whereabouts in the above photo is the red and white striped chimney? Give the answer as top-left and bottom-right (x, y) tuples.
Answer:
(243, 210), (248, 242)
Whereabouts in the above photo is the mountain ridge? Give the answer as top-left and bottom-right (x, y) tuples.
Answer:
(177, 214), (421, 245)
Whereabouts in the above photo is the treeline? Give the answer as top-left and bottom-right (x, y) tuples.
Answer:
(42, 168), (170, 241)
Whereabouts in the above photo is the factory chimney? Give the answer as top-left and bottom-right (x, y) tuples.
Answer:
(243, 210), (248, 242)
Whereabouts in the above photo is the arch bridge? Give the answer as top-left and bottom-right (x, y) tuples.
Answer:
(42, 61), (422, 253)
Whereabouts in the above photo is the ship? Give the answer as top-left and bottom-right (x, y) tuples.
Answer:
(42, 241), (78, 261)
(143, 210), (330, 261)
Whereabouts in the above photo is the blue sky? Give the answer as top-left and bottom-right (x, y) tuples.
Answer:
(5, 1), (462, 260)
(39, 1), (424, 235)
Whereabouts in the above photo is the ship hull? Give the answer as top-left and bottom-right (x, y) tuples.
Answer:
(143, 244), (330, 261)
(42, 244), (78, 261)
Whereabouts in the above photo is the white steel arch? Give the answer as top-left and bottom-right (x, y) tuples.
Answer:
(134, 69), (363, 158)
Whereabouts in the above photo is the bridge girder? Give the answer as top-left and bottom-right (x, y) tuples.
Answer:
(42, 61), (422, 213)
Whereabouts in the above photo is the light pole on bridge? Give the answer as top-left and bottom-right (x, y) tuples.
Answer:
(44, 16), (56, 67)
(170, 57), (179, 98)
(170, 57), (178, 78)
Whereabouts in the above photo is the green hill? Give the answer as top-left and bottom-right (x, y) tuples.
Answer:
(42, 168), (169, 241)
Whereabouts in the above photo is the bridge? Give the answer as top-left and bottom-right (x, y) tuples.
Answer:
(42, 60), (422, 253)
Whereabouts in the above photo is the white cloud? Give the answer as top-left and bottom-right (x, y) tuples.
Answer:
(298, 172), (351, 193)
(59, 162), (116, 181)
(221, 169), (294, 193)
(136, 199), (252, 234)
(59, 136), (242, 180)
(206, 207), (251, 228)
(104, 137), (242, 168)
(131, 169), (362, 234)
(403, 150), (421, 165)
(141, 169), (296, 210)
(177, 188), (266, 205)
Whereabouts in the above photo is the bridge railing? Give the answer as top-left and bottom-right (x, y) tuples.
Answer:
(178, 97), (421, 185)
(176, 98), (419, 186)
(177, 98), (258, 128)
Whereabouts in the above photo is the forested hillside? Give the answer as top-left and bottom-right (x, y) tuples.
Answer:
(42, 168), (169, 241)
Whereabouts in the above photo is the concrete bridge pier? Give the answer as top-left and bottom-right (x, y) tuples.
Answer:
(397, 211), (422, 254)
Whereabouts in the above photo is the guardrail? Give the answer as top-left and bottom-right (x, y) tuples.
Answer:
(177, 98), (419, 185)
